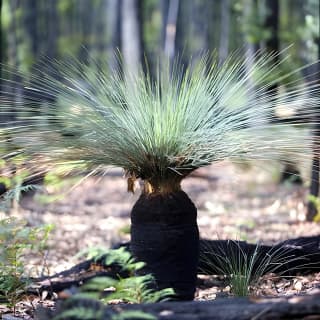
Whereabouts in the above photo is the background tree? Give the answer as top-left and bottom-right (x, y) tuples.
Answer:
(0, 0), (319, 300)
(219, 0), (230, 63)
(105, 0), (121, 70)
(163, 0), (179, 68)
(121, 0), (143, 78)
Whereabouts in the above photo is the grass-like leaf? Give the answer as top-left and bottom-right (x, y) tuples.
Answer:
(200, 240), (312, 297)
(1, 51), (319, 190)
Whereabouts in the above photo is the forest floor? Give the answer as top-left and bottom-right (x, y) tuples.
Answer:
(2, 160), (320, 319)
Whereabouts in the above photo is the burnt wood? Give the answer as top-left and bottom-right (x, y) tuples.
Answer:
(130, 191), (199, 300)
(36, 292), (320, 320)
(29, 235), (320, 296)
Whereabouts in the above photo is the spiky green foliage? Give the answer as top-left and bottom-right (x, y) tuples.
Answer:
(200, 241), (308, 297)
(0, 52), (319, 188)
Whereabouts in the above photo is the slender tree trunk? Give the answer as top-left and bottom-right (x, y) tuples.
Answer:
(207, 1), (220, 53)
(219, 0), (230, 63)
(175, 0), (191, 70)
(189, 0), (209, 57)
(24, 0), (38, 60)
(77, 0), (91, 63)
(121, 0), (142, 79)
(161, 0), (169, 49)
(105, 0), (121, 71)
(265, 0), (279, 54)
(243, 0), (258, 59)
(6, 0), (21, 122)
(265, 0), (300, 184)
(243, 0), (256, 92)
(163, 0), (179, 68)
(46, 0), (58, 60)
(7, 0), (19, 68)
(265, 0), (279, 85)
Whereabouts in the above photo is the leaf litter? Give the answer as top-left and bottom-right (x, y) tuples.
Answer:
(2, 161), (320, 318)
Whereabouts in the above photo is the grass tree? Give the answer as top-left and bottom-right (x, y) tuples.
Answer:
(0, 52), (319, 300)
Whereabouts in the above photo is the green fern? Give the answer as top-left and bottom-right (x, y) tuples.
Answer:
(77, 247), (174, 303)
(51, 248), (169, 320)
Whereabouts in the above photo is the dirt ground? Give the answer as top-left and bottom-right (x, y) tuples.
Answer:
(2, 161), (320, 318)
(16, 161), (320, 272)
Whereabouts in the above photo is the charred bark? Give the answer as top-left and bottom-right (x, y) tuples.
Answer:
(29, 235), (320, 297)
(37, 292), (320, 320)
(130, 191), (199, 300)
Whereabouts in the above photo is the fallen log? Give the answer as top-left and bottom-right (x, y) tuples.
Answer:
(29, 235), (320, 295)
(199, 235), (320, 275)
(36, 291), (320, 320)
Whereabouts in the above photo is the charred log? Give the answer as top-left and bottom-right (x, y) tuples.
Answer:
(29, 235), (320, 296)
(36, 292), (320, 320)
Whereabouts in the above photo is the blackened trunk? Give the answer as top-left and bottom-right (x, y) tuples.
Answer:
(130, 190), (199, 300)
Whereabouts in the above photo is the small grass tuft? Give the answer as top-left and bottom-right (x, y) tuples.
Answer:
(200, 240), (307, 297)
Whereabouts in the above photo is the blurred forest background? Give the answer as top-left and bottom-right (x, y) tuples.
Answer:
(0, 0), (319, 210)
(0, 0), (319, 79)
(0, 1), (319, 214)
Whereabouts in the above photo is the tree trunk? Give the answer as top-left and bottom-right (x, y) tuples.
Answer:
(24, 0), (38, 60)
(242, 0), (257, 96)
(265, 0), (301, 184)
(161, 0), (169, 49)
(46, 0), (58, 60)
(130, 190), (199, 300)
(163, 0), (179, 68)
(189, 0), (209, 58)
(121, 0), (142, 79)
(265, 0), (279, 93)
(218, 0), (230, 63)
(175, 0), (191, 69)
(105, 0), (121, 71)
(6, 0), (21, 123)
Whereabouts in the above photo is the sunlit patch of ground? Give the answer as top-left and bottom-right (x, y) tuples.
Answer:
(13, 160), (320, 275)
(2, 160), (319, 319)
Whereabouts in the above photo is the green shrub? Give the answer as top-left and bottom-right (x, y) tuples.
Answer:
(77, 247), (174, 303)
(0, 217), (53, 310)
(51, 247), (166, 320)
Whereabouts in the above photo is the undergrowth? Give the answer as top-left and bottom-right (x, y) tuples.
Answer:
(50, 247), (170, 320)
(200, 240), (306, 297)
(77, 246), (174, 303)
(0, 181), (53, 313)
